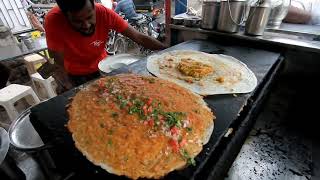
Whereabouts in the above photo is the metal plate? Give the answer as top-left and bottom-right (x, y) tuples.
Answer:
(0, 127), (9, 164)
(8, 109), (44, 150)
(98, 54), (143, 74)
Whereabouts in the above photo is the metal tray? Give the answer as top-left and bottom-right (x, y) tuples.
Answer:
(29, 40), (281, 179)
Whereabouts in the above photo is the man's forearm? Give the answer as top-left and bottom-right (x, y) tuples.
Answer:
(122, 26), (167, 51)
(135, 34), (167, 50)
(284, 6), (311, 24)
(48, 50), (64, 67)
(48, 50), (74, 90)
(52, 64), (74, 90)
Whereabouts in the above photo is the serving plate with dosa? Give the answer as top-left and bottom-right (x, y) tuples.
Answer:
(147, 50), (257, 96)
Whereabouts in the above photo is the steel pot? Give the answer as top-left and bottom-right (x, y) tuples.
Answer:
(201, 0), (221, 30)
(217, 0), (247, 33)
(245, 1), (271, 36)
(268, 0), (291, 29)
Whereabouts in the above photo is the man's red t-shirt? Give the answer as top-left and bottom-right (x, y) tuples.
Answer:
(44, 4), (128, 75)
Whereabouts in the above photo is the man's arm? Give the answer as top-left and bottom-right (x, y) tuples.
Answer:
(283, 6), (311, 24)
(48, 50), (64, 66)
(27, 11), (45, 32)
(114, 2), (121, 13)
(122, 25), (167, 50)
(48, 50), (73, 90)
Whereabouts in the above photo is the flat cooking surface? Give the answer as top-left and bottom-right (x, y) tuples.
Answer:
(29, 40), (281, 179)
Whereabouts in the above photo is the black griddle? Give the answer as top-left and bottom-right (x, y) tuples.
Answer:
(29, 40), (283, 180)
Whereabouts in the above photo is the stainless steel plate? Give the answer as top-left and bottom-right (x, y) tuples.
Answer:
(98, 54), (143, 74)
(8, 109), (44, 150)
(0, 127), (9, 164)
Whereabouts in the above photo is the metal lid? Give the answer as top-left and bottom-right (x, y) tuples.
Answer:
(259, 0), (271, 7)
(8, 109), (44, 151)
(203, 0), (220, 2)
(0, 127), (9, 164)
(248, 0), (271, 7)
(250, 0), (271, 7)
(203, 0), (221, 5)
(221, 0), (246, 2)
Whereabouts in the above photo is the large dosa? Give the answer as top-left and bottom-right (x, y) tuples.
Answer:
(147, 50), (257, 95)
(67, 74), (214, 179)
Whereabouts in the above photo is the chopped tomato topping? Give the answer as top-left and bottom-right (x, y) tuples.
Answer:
(170, 127), (179, 136)
(142, 105), (148, 115)
(179, 137), (187, 147)
(169, 139), (180, 153)
(98, 81), (104, 87)
(148, 119), (154, 127)
(158, 115), (165, 124)
(146, 98), (153, 106)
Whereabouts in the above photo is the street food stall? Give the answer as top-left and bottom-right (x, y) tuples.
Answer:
(1, 0), (319, 180)
(9, 39), (283, 180)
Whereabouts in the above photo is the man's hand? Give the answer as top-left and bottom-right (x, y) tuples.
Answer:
(47, 50), (74, 92)
(27, 11), (45, 32)
(122, 25), (167, 50)
(53, 65), (74, 91)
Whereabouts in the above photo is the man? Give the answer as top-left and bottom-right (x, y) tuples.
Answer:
(44, 0), (165, 90)
(284, 0), (320, 25)
(114, 0), (141, 21)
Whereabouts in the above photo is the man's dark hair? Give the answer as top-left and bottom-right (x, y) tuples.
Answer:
(55, 0), (94, 13)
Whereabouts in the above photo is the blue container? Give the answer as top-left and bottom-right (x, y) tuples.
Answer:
(175, 0), (187, 15)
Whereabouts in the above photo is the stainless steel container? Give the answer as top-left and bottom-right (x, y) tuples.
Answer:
(268, 0), (291, 29)
(245, 1), (271, 36)
(9, 109), (44, 151)
(183, 17), (202, 27)
(19, 33), (34, 49)
(217, 0), (246, 33)
(23, 38), (35, 49)
(9, 109), (56, 180)
(171, 17), (184, 25)
(201, 0), (221, 30)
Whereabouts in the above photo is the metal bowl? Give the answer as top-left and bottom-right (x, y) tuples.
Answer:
(8, 109), (45, 151)
(183, 17), (202, 27)
(171, 17), (184, 25)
